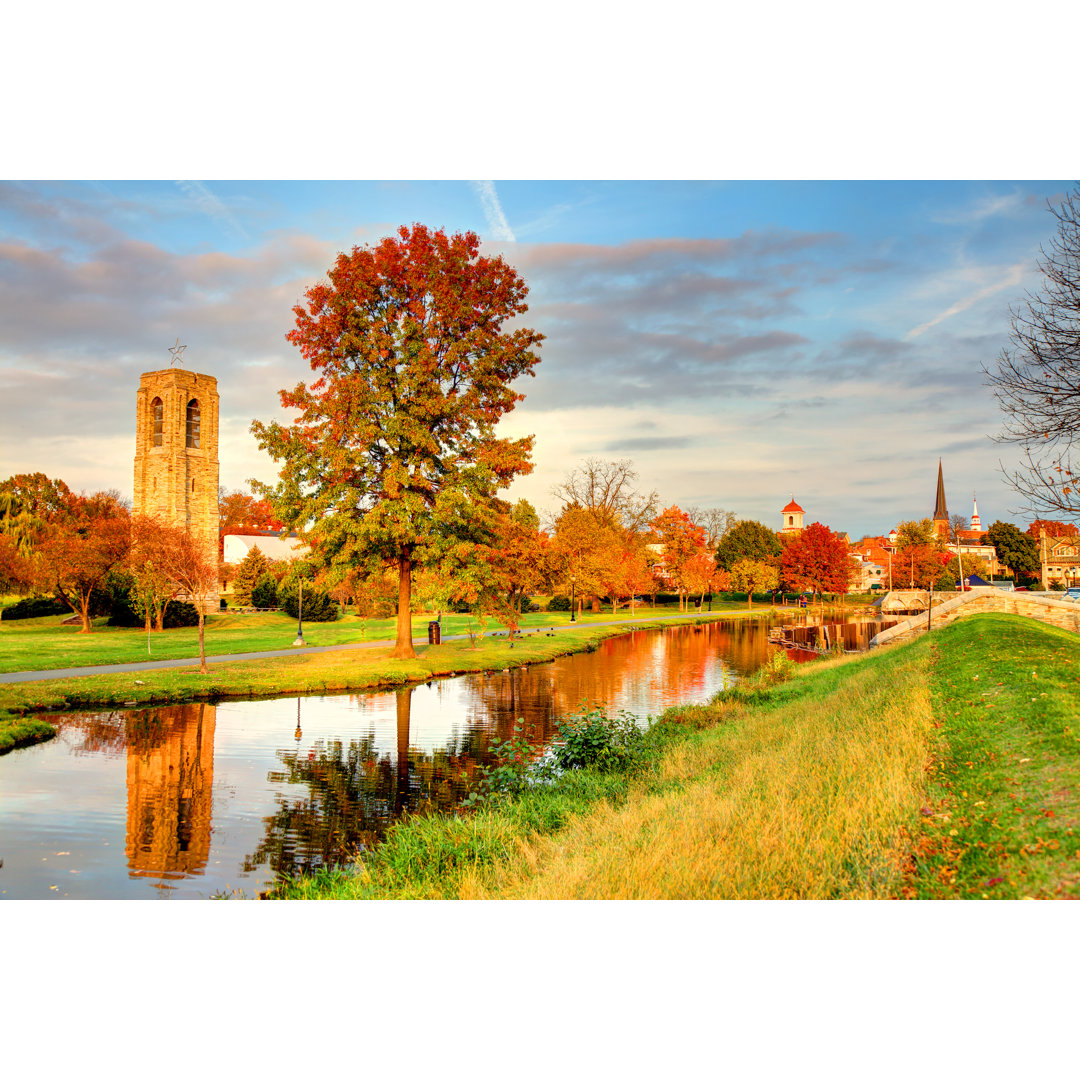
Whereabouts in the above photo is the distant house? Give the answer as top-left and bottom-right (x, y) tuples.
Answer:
(222, 530), (306, 564)
(1039, 530), (1080, 589)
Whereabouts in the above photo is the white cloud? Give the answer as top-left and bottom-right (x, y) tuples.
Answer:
(468, 180), (516, 242)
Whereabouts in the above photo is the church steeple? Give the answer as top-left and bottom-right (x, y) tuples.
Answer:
(932, 460), (949, 540)
(971, 492), (983, 532)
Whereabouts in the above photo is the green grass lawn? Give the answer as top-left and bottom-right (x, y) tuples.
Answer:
(274, 612), (1080, 900)
(0, 601), (750, 675)
(904, 613), (1080, 898)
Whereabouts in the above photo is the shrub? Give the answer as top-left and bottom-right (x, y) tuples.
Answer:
(279, 583), (340, 621)
(251, 572), (278, 609)
(546, 595), (571, 612)
(550, 706), (646, 773)
(108, 584), (200, 628)
(760, 648), (796, 684)
(1, 595), (68, 619)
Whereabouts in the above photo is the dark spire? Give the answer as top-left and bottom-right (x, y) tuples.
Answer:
(933, 459), (948, 521)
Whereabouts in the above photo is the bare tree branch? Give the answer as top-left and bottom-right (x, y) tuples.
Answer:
(985, 185), (1080, 519)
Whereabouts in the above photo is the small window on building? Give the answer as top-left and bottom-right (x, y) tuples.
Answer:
(788, 516), (793, 525)
(151, 397), (163, 446)
(186, 399), (200, 448)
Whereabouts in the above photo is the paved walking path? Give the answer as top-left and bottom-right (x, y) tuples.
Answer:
(0, 609), (734, 685)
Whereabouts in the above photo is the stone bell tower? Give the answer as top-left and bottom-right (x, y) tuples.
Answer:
(133, 359), (220, 613)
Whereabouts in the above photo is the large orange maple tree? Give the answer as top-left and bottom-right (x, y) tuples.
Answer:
(252, 225), (543, 658)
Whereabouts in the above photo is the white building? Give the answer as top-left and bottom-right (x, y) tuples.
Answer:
(223, 532), (307, 564)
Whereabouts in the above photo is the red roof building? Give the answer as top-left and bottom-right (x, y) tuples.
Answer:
(780, 496), (805, 535)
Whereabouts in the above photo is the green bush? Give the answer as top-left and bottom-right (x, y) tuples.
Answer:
(108, 588), (200, 628)
(1, 595), (68, 619)
(546, 595), (571, 612)
(550, 706), (646, 773)
(279, 583), (340, 622)
(251, 572), (278, 609)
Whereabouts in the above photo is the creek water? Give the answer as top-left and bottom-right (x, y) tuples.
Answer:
(0, 614), (890, 900)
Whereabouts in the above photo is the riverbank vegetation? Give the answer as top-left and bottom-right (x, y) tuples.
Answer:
(273, 613), (1080, 900)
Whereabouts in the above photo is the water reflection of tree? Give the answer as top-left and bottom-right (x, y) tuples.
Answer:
(241, 688), (507, 880)
(458, 623), (784, 731)
(60, 707), (178, 757)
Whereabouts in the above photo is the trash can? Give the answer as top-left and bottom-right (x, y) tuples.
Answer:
(427, 620), (441, 645)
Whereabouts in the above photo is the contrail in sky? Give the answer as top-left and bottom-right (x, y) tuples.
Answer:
(469, 180), (516, 242)
(905, 263), (1026, 340)
(176, 179), (249, 240)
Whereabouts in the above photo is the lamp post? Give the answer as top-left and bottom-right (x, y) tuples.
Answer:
(292, 577), (305, 647)
(570, 574), (576, 623)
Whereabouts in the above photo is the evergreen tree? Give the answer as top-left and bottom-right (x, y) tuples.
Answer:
(233, 545), (270, 605)
(251, 572), (278, 608)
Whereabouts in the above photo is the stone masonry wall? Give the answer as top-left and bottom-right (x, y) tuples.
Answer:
(133, 369), (220, 613)
(871, 589), (1080, 648)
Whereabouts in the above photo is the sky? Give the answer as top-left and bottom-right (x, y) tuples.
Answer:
(0, 178), (1071, 539)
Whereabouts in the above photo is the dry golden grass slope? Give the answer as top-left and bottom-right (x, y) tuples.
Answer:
(459, 645), (934, 899)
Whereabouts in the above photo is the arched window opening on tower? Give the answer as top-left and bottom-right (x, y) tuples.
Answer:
(186, 399), (200, 448)
(151, 397), (163, 446)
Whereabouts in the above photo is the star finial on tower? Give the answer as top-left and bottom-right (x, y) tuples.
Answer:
(169, 338), (187, 366)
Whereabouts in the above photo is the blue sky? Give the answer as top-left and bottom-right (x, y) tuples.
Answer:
(0, 178), (1071, 539)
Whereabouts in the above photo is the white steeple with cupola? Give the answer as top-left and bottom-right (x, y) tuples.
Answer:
(970, 492), (984, 533)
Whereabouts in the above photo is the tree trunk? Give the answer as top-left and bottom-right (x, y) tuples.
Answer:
(79, 592), (92, 633)
(391, 548), (416, 659)
(197, 610), (207, 674)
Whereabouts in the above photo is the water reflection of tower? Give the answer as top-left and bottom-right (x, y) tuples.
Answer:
(125, 704), (216, 880)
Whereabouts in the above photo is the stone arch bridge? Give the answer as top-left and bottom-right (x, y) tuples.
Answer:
(870, 588), (1080, 649)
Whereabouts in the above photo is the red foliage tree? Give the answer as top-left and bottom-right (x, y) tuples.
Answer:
(36, 492), (130, 632)
(651, 505), (708, 610)
(780, 521), (853, 598)
(1027, 518), (1080, 539)
(253, 225), (543, 659)
(896, 543), (950, 589)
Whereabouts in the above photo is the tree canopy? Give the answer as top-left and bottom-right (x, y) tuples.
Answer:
(550, 458), (658, 532)
(780, 521), (852, 595)
(1027, 518), (1079, 539)
(893, 518), (938, 550)
(714, 519), (781, 571)
(986, 520), (1040, 577)
(251, 224), (543, 658)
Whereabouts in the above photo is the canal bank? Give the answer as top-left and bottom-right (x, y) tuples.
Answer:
(273, 613), (1080, 901)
